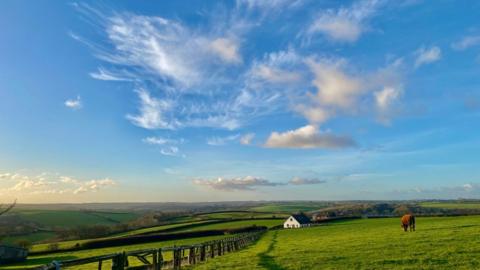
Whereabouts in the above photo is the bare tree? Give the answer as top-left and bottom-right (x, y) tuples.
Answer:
(0, 199), (16, 216)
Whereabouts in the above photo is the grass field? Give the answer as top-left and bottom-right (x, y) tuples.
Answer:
(13, 209), (139, 228)
(28, 219), (280, 253)
(193, 216), (480, 269)
(195, 212), (288, 220)
(249, 202), (330, 213)
(419, 201), (480, 209)
(176, 219), (283, 232)
(3, 235), (228, 270)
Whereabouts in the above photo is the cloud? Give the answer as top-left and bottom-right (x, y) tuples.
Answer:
(306, 58), (363, 108)
(0, 172), (116, 195)
(307, 0), (381, 42)
(374, 86), (403, 122)
(75, 8), (279, 131)
(391, 182), (480, 199)
(127, 89), (176, 130)
(414, 46), (441, 68)
(248, 48), (302, 84)
(240, 133), (255, 145)
(294, 58), (364, 125)
(142, 136), (184, 156)
(206, 134), (240, 146)
(73, 178), (116, 194)
(289, 177), (326, 185)
(209, 38), (242, 64)
(193, 176), (283, 191)
(64, 96), (82, 110)
(89, 67), (132, 81)
(264, 125), (356, 149)
(452, 35), (480, 51)
(296, 57), (404, 125)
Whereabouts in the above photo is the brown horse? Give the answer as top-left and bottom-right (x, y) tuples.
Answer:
(401, 214), (415, 232)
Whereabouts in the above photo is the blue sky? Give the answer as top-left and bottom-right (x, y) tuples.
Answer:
(1, 0), (480, 203)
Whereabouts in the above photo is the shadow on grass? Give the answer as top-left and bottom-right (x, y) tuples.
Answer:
(257, 231), (285, 270)
(3, 255), (77, 268)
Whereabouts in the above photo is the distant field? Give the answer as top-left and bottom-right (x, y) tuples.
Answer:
(3, 235), (228, 270)
(28, 219), (280, 253)
(249, 202), (330, 213)
(194, 216), (480, 269)
(194, 211), (288, 220)
(13, 209), (139, 228)
(29, 220), (214, 253)
(2, 232), (56, 246)
(419, 201), (480, 209)
(176, 219), (283, 232)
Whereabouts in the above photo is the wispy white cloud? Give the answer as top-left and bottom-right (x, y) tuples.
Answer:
(264, 125), (356, 149)
(142, 136), (184, 156)
(414, 46), (441, 68)
(451, 35), (480, 51)
(127, 89), (176, 130)
(0, 172), (116, 195)
(240, 133), (255, 145)
(297, 56), (404, 126)
(89, 67), (133, 81)
(209, 38), (242, 64)
(64, 96), (82, 110)
(206, 134), (240, 146)
(289, 177), (326, 185)
(306, 0), (381, 42)
(193, 176), (284, 191)
(374, 86), (403, 123)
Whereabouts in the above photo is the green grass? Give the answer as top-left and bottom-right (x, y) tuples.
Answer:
(195, 212), (288, 220)
(28, 219), (279, 253)
(29, 220), (214, 253)
(176, 219), (283, 232)
(419, 201), (480, 209)
(194, 216), (480, 269)
(249, 202), (329, 213)
(3, 235), (228, 270)
(2, 232), (56, 246)
(13, 209), (139, 228)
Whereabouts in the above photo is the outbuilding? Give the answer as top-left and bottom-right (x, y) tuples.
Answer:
(283, 213), (311, 228)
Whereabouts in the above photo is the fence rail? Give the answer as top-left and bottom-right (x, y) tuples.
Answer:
(34, 231), (264, 270)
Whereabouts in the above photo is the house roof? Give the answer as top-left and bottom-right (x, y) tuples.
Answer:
(291, 214), (311, 224)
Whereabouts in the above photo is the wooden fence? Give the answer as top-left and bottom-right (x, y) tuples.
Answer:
(35, 231), (264, 270)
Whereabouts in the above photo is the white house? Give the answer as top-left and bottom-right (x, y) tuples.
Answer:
(283, 214), (311, 229)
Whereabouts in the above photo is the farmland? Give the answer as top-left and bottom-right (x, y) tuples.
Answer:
(419, 201), (480, 210)
(193, 216), (480, 269)
(4, 201), (480, 269)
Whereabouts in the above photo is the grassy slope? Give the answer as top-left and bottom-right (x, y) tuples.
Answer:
(249, 202), (329, 213)
(195, 212), (288, 220)
(29, 219), (281, 253)
(194, 216), (480, 270)
(176, 219), (283, 232)
(30, 220), (213, 253)
(419, 201), (480, 209)
(3, 235), (227, 270)
(14, 210), (139, 228)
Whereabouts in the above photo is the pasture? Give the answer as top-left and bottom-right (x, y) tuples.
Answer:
(12, 209), (139, 228)
(28, 219), (279, 253)
(193, 216), (480, 269)
(249, 202), (330, 213)
(419, 201), (480, 209)
(2, 235), (228, 269)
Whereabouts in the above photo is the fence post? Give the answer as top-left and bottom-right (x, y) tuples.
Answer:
(188, 247), (195, 265)
(210, 244), (215, 258)
(200, 245), (206, 261)
(158, 249), (164, 269)
(111, 253), (125, 270)
(173, 248), (181, 270)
